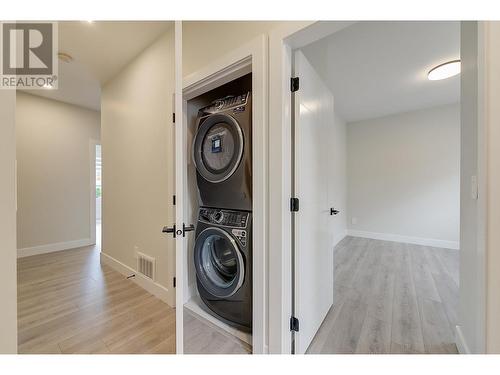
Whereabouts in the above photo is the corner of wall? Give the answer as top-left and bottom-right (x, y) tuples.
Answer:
(455, 325), (472, 354)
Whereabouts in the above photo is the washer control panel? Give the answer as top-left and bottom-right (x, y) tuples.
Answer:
(201, 92), (249, 114)
(198, 207), (249, 229)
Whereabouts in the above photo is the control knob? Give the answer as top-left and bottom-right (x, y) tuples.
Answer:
(213, 210), (224, 224)
(214, 100), (224, 110)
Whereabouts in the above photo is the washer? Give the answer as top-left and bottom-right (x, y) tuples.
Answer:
(192, 92), (252, 211)
(193, 207), (252, 331)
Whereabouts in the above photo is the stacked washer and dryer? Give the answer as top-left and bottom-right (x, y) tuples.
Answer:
(192, 91), (253, 332)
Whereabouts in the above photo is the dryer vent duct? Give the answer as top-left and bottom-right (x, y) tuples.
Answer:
(137, 252), (156, 281)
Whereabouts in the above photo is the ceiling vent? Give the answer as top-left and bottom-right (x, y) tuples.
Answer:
(137, 252), (156, 281)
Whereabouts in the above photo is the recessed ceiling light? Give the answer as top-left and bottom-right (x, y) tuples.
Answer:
(428, 60), (461, 81)
(58, 52), (74, 63)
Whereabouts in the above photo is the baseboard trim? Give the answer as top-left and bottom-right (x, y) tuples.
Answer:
(17, 238), (94, 258)
(333, 230), (347, 248)
(185, 294), (252, 346)
(100, 251), (173, 307)
(455, 325), (471, 354)
(346, 230), (459, 250)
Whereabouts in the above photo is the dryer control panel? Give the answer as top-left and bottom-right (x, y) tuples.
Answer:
(198, 207), (249, 229)
(200, 92), (250, 114)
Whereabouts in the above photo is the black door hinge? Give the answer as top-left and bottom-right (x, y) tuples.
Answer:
(173, 195), (176, 205)
(290, 316), (299, 332)
(173, 277), (176, 288)
(291, 77), (300, 92)
(173, 113), (176, 123)
(290, 197), (300, 212)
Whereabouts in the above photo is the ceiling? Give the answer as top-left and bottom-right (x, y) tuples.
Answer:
(301, 21), (460, 123)
(23, 21), (172, 110)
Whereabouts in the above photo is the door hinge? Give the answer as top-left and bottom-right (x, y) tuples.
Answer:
(290, 316), (299, 332)
(173, 277), (176, 288)
(173, 195), (176, 205)
(173, 112), (176, 123)
(291, 77), (300, 92)
(290, 197), (300, 212)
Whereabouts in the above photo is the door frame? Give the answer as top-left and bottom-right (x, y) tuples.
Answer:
(176, 31), (268, 354)
(89, 138), (101, 246)
(268, 21), (353, 354)
(268, 21), (488, 354)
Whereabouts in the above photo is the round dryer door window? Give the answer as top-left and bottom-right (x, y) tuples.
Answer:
(193, 114), (244, 183)
(194, 227), (245, 298)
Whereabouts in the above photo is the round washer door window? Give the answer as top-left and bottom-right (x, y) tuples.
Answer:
(193, 114), (244, 183)
(194, 227), (244, 298)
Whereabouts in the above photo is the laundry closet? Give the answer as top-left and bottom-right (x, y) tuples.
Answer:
(171, 30), (267, 355)
(181, 73), (254, 352)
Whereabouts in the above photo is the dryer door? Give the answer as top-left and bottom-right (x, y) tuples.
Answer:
(194, 227), (245, 298)
(193, 114), (244, 183)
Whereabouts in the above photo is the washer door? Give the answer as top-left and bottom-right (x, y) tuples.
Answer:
(194, 227), (245, 298)
(193, 114), (244, 183)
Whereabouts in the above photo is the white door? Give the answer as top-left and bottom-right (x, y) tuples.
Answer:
(293, 49), (335, 354)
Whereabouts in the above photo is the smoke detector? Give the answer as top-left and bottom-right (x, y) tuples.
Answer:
(58, 52), (74, 63)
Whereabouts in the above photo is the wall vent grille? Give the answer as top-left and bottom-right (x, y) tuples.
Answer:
(137, 252), (156, 281)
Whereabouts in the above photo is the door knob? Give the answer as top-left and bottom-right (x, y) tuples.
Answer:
(330, 208), (340, 216)
(182, 223), (195, 237)
(162, 224), (176, 238)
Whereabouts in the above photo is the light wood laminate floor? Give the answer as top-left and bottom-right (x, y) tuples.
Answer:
(18, 243), (250, 354)
(307, 236), (459, 354)
(184, 309), (251, 354)
(17, 245), (176, 354)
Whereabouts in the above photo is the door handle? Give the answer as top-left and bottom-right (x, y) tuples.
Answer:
(162, 224), (176, 238)
(183, 223), (195, 237)
(330, 208), (340, 216)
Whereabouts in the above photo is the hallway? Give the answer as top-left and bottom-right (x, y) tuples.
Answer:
(17, 245), (176, 354)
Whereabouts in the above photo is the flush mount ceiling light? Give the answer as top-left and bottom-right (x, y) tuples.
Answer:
(58, 52), (74, 63)
(428, 60), (461, 81)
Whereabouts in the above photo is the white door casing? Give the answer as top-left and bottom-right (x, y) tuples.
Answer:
(293, 49), (335, 354)
(174, 20), (185, 354)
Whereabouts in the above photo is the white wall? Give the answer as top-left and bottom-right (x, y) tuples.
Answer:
(101, 29), (176, 306)
(347, 103), (460, 248)
(0, 90), (17, 353)
(16, 92), (100, 256)
(183, 21), (285, 77)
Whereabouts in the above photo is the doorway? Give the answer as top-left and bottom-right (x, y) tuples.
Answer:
(173, 30), (268, 354)
(15, 21), (177, 354)
(95, 143), (102, 250)
(271, 22), (473, 353)
(89, 139), (101, 250)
